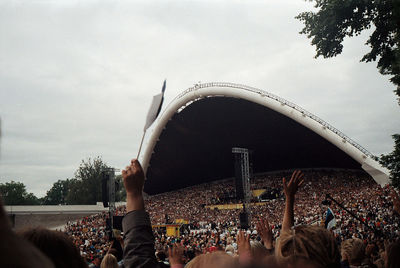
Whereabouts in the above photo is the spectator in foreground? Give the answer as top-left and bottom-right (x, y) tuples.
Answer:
(185, 251), (236, 268)
(122, 159), (183, 268)
(0, 123), (54, 268)
(385, 240), (400, 268)
(122, 159), (236, 268)
(19, 227), (88, 268)
(101, 254), (118, 268)
(340, 238), (375, 268)
(0, 198), (55, 268)
(275, 170), (341, 268)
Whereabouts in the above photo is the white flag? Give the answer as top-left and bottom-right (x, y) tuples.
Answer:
(143, 80), (166, 131)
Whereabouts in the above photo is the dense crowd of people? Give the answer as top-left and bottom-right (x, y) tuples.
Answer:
(56, 167), (399, 267)
(1, 159), (399, 267)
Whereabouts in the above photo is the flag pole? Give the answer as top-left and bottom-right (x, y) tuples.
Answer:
(325, 194), (378, 234)
(136, 130), (146, 159)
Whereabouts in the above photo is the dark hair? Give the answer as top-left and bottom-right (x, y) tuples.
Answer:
(386, 240), (400, 268)
(0, 199), (54, 268)
(19, 227), (88, 268)
(156, 251), (167, 261)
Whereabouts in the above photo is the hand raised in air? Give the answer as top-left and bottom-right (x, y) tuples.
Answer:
(122, 159), (145, 197)
(283, 170), (304, 200)
(257, 218), (273, 249)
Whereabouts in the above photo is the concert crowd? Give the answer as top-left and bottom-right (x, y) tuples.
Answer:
(1, 161), (399, 268)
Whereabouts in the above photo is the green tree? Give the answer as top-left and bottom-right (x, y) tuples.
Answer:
(0, 181), (40, 205)
(25, 192), (40, 205)
(380, 134), (400, 188)
(65, 178), (86, 205)
(43, 179), (73, 205)
(296, 0), (400, 101)
(65, 157), (109, 205)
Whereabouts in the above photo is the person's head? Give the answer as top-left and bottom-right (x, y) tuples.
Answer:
(225, 244), (235, 256)
(250, 240), (268, 259)
(0, 199), (54, 268)
(100, 254), (118, 268)
(385, 240), (400, 268)
(185, 251), (236, 268)
(275, 225), (341, 268)
(108, 246), (122, 262)
(18, 227), (88, 268)
(340, 238), (365, 265)
(156, 250), (167, 262)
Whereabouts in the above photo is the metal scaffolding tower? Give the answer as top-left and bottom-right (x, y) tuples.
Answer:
(232, 147), (251, 228)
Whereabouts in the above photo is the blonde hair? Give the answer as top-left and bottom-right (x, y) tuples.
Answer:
(225, 245), (235, 255)
(340, 238), (365, 264)
(100, 254), (118, 268)
(275, 225), (340, 268)
(185, 251), (236, 268)
(250, 240), (268, 259)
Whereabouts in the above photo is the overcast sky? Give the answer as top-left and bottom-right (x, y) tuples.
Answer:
(0, 0), (399, 197)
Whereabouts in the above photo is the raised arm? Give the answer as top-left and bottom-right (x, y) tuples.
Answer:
(122, 159), (145, 212)
(257, 218), (273, 250)
(282, 170), (304, 233)
(237, 230), (252, 265)
(121, 159), (158, 268)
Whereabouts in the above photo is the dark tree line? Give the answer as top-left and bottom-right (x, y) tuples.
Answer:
(0, 181), (40, 205)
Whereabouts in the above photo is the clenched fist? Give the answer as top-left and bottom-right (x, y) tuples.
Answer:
(122, 159), (145, 212)
(122, 159), (145, 197)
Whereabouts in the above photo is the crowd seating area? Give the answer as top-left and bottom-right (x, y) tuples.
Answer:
(57, 169), (400, 267)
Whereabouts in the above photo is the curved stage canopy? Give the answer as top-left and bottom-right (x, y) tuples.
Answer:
(142, 82), (389, 195)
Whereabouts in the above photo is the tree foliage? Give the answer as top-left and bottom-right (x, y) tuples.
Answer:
(0, 181), (40, 205)
(43, 179), (73, 205)
(65, 156), (109, 205)
(296, 0), (400, 101)
(380, 134), (400, 189)
(1, 157), (116, 205)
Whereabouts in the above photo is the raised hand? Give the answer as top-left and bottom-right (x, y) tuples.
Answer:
(283, 170), (304, 200)
(237, 230), (252, 265)
(236, 230), (251, 255)
(122, 159), (145, 197)
(168, 243), (184, 266)
(282, 170), (304, 232)
(257, 218), (273, 249)
(122, 159), (145, 212)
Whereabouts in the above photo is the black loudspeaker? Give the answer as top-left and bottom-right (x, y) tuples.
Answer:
(239, 212), (249, 229)
(102, 172), (109, 208)
(112, 216), (124, 231)
(234, 154), (244, 200)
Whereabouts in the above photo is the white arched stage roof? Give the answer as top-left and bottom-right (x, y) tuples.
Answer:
(141, 82), (389, 194)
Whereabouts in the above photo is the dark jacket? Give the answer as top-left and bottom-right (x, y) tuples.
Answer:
(122, 210), (160, 268)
